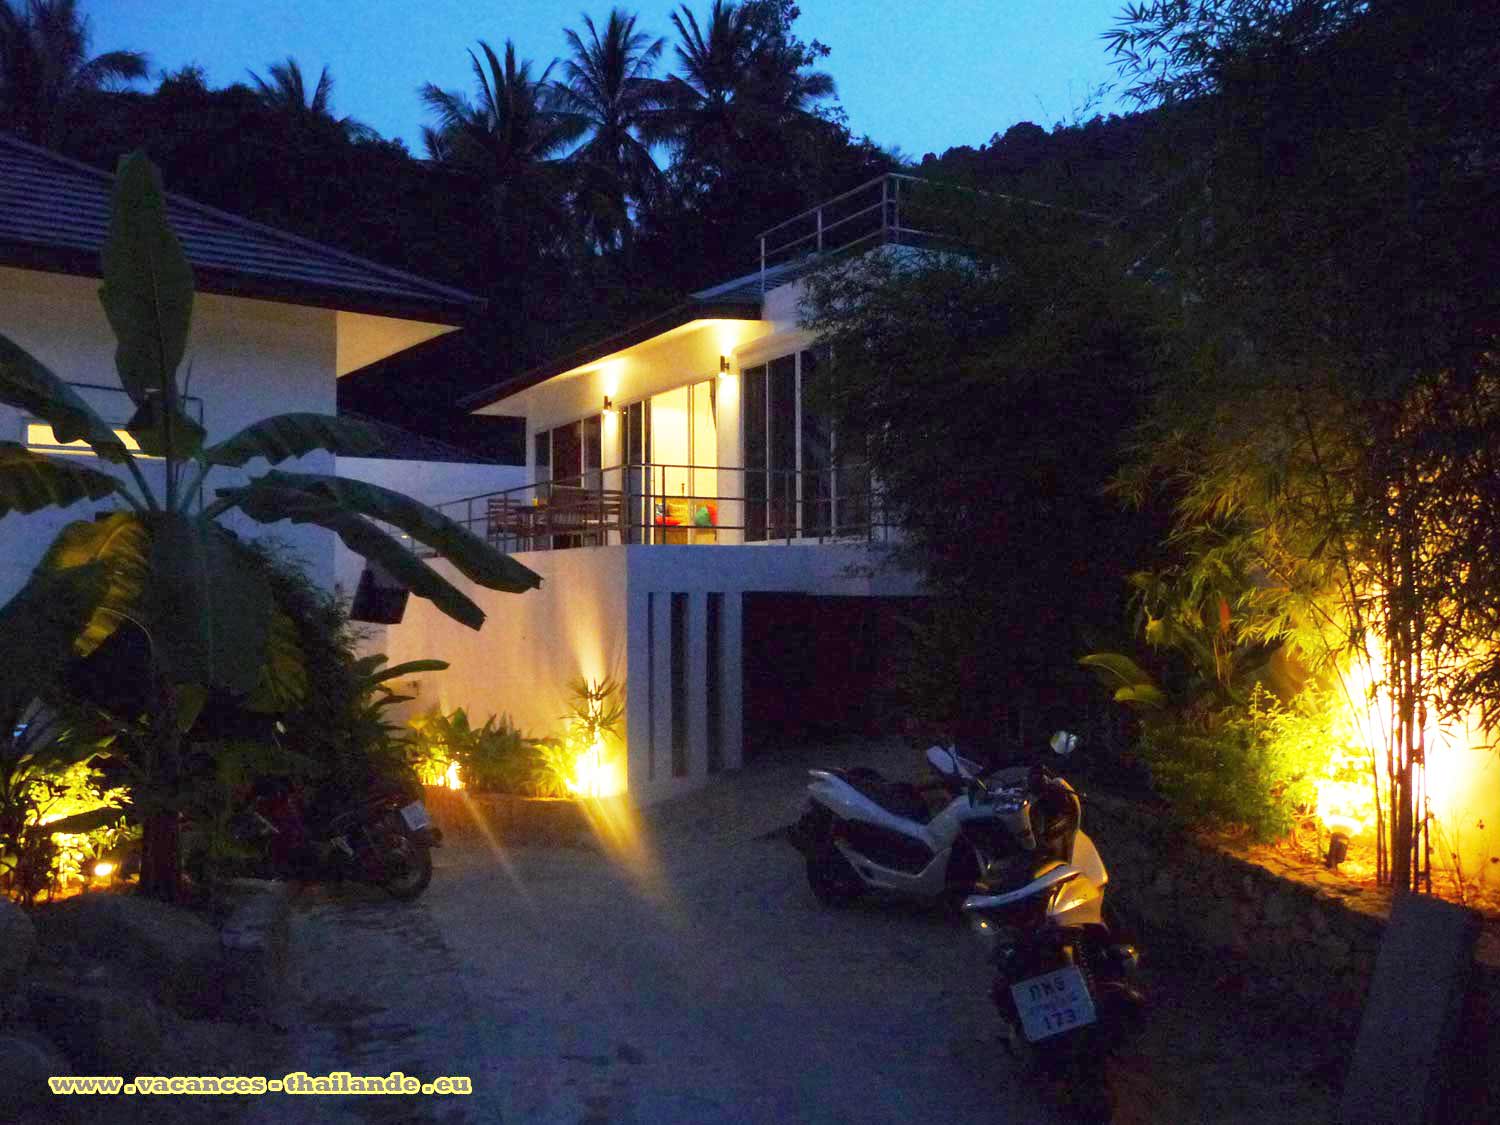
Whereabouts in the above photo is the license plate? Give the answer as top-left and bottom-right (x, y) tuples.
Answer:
(1011, 966), (1097, 1042)
(400, 801), (432, 832)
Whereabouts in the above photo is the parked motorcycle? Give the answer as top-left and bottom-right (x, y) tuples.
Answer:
(961, 732), (1145, 1121)
(791, 741), (1050, 908)
(240, 777), (442, 900)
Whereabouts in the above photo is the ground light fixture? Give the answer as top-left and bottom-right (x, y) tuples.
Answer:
(1325, 830), (1351, 869)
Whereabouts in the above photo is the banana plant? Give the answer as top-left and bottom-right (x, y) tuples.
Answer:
(0, 152), (540, 898)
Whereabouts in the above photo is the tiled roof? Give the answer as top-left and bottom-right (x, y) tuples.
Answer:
(0, 132), (481, 324)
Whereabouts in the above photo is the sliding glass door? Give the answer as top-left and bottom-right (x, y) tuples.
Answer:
(742, 348), (858, 542)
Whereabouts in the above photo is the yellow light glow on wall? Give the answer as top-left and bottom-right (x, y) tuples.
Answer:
(26, 422), (143, 456)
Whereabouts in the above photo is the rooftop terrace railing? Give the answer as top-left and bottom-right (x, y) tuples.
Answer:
(426, 463), (893, 555)
(755, 172), (1117, 293)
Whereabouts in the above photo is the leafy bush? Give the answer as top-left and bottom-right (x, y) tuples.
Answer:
(409, 678), (625, 798)
(1, 725), (130, 905)
(408, 708), (538, 794)
(1136, 686), (1334, 840)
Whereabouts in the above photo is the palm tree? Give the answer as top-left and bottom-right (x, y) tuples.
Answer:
(554, 8), (668, 251)
(0, 0), (147, 147)
(419, 40), (584, 257)
(659, 0), (756, 169)
(247, 57), (376, 142)
(659, 1), (834, 179)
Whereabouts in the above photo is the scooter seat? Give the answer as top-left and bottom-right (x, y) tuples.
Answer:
(832, 768), (933, 824)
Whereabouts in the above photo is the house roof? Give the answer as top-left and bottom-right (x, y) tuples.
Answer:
(458, 297), (762, 410)
(690, 254), (834, 304)
(0, 132), (482, 325)
(340, 411), (511, 465)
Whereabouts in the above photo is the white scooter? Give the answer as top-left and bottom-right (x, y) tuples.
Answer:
(791, 739), (1061, 908)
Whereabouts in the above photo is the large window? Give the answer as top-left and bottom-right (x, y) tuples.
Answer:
(742, 348), (863, 541)
(534, 415), (602, 490)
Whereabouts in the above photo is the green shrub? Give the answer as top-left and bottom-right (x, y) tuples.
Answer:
(1137, 686), (1335, 840)
(408, 708), (539, 794)
(1, 725), (130, 905)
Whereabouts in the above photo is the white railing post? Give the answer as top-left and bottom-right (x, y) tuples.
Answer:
(893, 175), (901, 244)
(816, 204), (823, 253)
(881, 176), (889, 244)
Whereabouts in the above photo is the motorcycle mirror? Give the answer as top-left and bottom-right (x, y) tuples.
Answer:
(925, 745), (957, 777)
(1049, 730), (1078, 757)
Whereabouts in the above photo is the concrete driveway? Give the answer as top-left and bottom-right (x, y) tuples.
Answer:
(256, 743), (1341, 1125)
(259, 744), (1053, 1124)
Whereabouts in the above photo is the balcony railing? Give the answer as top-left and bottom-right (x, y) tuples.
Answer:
(755, 172), (1116, 293)
(428, 463), (892, 554)
(757, 173), (962, 288)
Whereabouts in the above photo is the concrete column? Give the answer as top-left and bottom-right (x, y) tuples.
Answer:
(687, 592), (710, 780)
(650, 591), (673, 788)
(624, 584), (654, 796)
(722, 592), (745, 771)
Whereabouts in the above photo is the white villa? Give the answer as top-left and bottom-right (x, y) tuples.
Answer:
(0, 133), (494, 605)
(381, 176), (935, 803)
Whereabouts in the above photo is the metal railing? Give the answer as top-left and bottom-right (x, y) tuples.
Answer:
(427, 463), (892, 554)
(757, 173), (960, 288)
(755, 172), (1118, 293)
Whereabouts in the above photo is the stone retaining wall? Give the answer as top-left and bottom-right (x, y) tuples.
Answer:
(1086, 794), (1391, 1023)
(1085, 792), (1500, 1122)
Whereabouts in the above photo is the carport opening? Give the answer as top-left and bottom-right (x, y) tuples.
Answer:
(741, 593), (924, 761)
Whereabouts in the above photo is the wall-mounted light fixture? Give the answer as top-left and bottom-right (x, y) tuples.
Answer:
(602, 394), (614, 413)
(718, 355), (731, 377)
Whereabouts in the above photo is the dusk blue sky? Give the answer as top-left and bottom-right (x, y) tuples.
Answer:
(87, 1), (1134, 160)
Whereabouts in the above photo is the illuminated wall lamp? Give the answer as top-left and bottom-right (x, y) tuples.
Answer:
(718, 355), (731, 378)
(602, 395), (614, 413)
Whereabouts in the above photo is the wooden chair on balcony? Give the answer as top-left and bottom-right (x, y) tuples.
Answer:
(541, 485), (624, 547)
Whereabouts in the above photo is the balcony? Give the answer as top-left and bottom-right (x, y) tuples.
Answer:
(429, 463), (891, 553)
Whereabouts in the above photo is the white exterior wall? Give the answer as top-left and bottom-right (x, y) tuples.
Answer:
(0, 266), (338, 603)
(381, 542), (921, 804)
(377, 547), (631, 754)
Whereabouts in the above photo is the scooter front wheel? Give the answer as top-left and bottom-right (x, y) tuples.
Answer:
(806, 843), (861, 907)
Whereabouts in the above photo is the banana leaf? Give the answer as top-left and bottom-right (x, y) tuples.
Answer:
(231, 470), (542, 593)
(202, 413), (386, 467)
(0, 336), (131, 462)
(0, 443), (124, 517)
(243, 608), (308, 713)
(40, 805), (128, 836)
(143, 514), (272, 695)
(1112, 683), (1170, 710)
(97, 152), (194, 412)
(363, 659), (449, 686)
(222, 480), (487, 628)
(124, 392), (205, 460)
(37, 512), (150, 657)
(0, 563), (106, 727)
(316, 510), (488, 630)
(1079, 652), (1157, 689)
